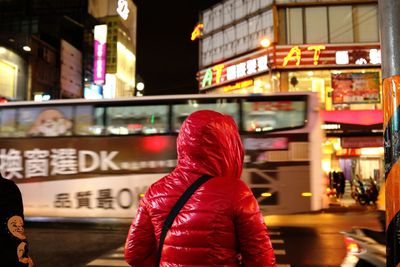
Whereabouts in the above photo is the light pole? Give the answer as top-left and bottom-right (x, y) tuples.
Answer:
(260, 37), (273, 92)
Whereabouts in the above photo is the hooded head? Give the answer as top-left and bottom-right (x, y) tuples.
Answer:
(176, 110), (244, 180)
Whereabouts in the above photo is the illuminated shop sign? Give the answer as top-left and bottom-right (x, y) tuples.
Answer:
(341, 136), (383, 149)
(283, 45), (326, 66)
(275, 44), (381, 68)
(93, 25), (107, 85)
(116, 0), (130, 20)
(199, 51), (269, 90)
(223, 79), (253, 92)
(191, 23), (204, 41)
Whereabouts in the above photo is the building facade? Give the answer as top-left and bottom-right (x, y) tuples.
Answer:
(0, 0), (137, 101)
(197, 0), (383, 187)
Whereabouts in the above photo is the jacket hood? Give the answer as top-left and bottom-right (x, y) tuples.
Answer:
(176, 110), (244, 180)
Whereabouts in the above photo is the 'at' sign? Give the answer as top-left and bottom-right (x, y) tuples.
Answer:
(283, 45), (326, 66)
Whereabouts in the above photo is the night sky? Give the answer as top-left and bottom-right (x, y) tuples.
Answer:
(135, 1), (220, 95)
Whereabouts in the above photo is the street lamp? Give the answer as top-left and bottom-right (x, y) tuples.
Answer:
(136, 82), (144, 96)
(260, 37), (271, 48)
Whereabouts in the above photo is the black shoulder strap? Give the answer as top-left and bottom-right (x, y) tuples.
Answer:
(155, 174), (212, 267)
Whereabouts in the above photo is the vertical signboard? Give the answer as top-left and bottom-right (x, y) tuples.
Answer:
(93, 24), (107, 85)
(60, 40), (82, 98)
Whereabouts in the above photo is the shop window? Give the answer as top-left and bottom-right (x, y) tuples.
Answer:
(287, 69), (382, 111)
(329, 6), (353, 43)
(287, 8), (303, 44)
(305, 7), (328, 43)
(106, 105), (168, 135)
(0, 60), (17, 99)
(279, 4), (378, 45)
(353, 5), (379, 43)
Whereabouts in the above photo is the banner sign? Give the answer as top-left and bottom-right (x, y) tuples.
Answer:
(331, 72), (380, 104)
(0, 133), (308, 218)
(341, 136), (383, 148)
(20, 174), (162, 218)
(0, 136), (177, 182)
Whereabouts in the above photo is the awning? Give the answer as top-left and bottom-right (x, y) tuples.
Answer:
(322, 110), (383, 125)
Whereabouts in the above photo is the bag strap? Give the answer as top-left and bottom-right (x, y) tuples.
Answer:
(155, 174), (213, 267)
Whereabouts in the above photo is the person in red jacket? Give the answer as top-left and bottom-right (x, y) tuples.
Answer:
(125, 110), (276, 266)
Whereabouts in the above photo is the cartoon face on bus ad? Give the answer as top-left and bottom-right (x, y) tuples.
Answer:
(28, 109), (72, 137)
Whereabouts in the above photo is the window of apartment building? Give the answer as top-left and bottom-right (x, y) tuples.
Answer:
(278, 4), (378, 44)
(0, 60), (17, 99)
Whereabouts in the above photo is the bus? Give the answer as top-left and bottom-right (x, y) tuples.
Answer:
(0, 92), (325, 219)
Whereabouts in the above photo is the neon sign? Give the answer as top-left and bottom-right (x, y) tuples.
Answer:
(200, 54), (269, 89)
(280, 44), (381, 68)
(223, 79), (254, 92)
(283, 45), (326, 66)
(116, 0), (130, 20)
(93, 25), (107, 85)
(191, 23), (204, 41)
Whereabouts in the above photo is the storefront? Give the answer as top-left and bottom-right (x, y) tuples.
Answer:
(197, 42), (383, 185)
(274, 43), (382, 111)
(321, 109), (383, 186)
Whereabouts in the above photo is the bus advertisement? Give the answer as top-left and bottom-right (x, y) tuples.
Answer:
(0, 92), (325, 218)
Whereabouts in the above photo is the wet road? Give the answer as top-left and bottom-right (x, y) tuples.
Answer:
(25, 222), (129, 267)
(25, 210), (382, 267)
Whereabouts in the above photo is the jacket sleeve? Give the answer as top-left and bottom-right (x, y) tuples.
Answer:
(124, 198), (156, 267)
(233, 180), (276, 267)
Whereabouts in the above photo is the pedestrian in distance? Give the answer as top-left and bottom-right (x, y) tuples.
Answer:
(125, 110), (276, 266)
(0, 173), (34, 267)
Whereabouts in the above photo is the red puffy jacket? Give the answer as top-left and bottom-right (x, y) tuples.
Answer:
(125, 110), (276, 267)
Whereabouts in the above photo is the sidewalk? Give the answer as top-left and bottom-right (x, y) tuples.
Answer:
(322, 196), (372, 213)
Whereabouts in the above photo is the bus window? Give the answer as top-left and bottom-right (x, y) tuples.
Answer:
(0, 108), (17, 137)
(19, 106), (73, 137)
(106, 105), (168, 135)
(243, 100), (306, 132)
(75, 105), (104, 135)
(171, 99), (239, 132)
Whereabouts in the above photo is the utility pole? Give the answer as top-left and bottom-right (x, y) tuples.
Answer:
(378, 1), (400, 266)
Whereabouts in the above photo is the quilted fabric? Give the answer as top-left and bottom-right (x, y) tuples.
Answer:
(125, 110), (276, 267)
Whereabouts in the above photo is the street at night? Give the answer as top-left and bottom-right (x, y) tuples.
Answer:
(25, 208), (381, 267)
(0, 0), (397, 266)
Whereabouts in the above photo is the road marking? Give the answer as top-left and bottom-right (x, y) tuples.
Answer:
(274, 249), (287, 255)
(87, 258), (129, 266)
(107, 252), (125, 258)
(87, 243), (289, 266)
(269, 231), (281, 235)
